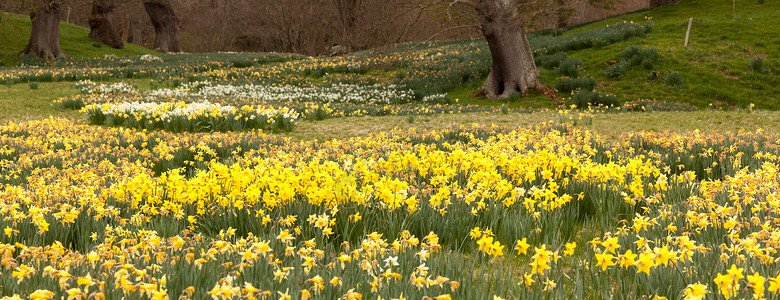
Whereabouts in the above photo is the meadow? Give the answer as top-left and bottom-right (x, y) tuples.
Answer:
(1, 0), (780, 299)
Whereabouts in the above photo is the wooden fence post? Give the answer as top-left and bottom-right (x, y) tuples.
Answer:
(684, 17), (693, 48)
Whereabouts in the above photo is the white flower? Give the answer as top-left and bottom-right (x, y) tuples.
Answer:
(384, 256), (399, 268)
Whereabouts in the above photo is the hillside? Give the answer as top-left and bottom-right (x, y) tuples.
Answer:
(558, 0), (780, 109)
(0, 12), (156, 66)
(2, 0), (779, 110)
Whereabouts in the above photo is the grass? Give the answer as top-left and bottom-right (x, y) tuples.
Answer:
(0, 12), (156, 66)
(3, 77), (780, 143)
(560, 0), (780, 109)
(0, 82), (80, 124)
(285, 109), (780, 142)
(442, 0), (779, 110)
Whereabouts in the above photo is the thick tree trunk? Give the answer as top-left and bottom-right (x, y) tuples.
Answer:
(89, 0), (124, 49)
(21, 0), (68, 60)
(143, 0), (181, 52)
(475, 0), (545, 99)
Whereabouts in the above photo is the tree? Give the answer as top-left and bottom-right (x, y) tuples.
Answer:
(21, 0), (69, 59)
(447, 0), (609, 99)
(446, 0), (547, 99)
(142, 0), (180, 52)
(88, 0), (123, 48)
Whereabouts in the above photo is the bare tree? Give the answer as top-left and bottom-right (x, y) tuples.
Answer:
(88, 0), (123, 48)
(21, 0), (68, 59)
(142, 0), (179, 52)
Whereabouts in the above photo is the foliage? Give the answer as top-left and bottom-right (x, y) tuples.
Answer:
(554, 77), (597, 93)
(605, 45), (661, 79)
(534, 52), (569, 69)
(749, 57), (768, 74)
(3, 117), (780, 299)
(557, 58), (585, 78)
(570, 90), (620, 108)
(531, 20), (653, 56)
(664, 71), (686, 89)
(622, 99), (697, 112)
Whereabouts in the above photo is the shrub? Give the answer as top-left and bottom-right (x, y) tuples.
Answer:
(534, 52), (569, 69)
(605, 61), (628, 79)
(28, 81), (39, 90)
(570, 90), (620, 108)
(749, 57), (767, 74)
(508, 91), (524, 102)
(231, 60), (256, 68)
(557, 58), (584, 78)
(664, 72), (686, 89)
(606, 46), (661, 79)
(555, 77), (597, 93)
(620, 46), (661, 70)
(531, 20), (653, 56)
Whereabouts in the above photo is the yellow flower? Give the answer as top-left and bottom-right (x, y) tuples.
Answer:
(595, 253), (615, 271)
(601, 237), (620, 254)
(635, 252), (655, 275)
(29, 290), (56, 300)
(563, 242), (576, 256)
(515, 238), (530, 255)
(747, 273), (766, 299)
(469, 227), (482, 239)
(683, 283), (707, 300)
(522, 273), (534, 286)
(714, 272), (738, 299)
(277, 288), (291, 300)
(768, 275), (780, 293)
(619, 249), (637, 268)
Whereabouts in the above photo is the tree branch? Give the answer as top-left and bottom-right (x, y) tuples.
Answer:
(447, 0), (478, 20)
(413, 24), (480, 47)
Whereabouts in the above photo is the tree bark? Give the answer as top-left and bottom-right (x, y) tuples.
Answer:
(143, 0), (181, 52)
(21, 0), (68, 60)
(475, 0), (545, 99)
(89, 0), (124, 49)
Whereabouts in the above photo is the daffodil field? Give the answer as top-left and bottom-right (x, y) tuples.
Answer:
(2, 113), (780, 299)
(2, 14), (778, 300)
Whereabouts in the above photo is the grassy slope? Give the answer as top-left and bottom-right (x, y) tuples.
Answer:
(0, 12), (156, 66)
(564, 0), (780, 109)
(450, 0), (780, 110)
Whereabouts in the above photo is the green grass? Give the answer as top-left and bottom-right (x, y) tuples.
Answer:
(0, 82), (80, 124)
(0, 12), (156, 66)
(442, 0), (779, 110)
(560, 0), (780, 109)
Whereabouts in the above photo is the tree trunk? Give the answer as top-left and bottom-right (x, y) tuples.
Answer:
(143, 0), (181, 52)
(21, 0), (68, 60)
(89, 0), (124, 49)
(475, 0), (545, 99)
(333, 0), (360, 50)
